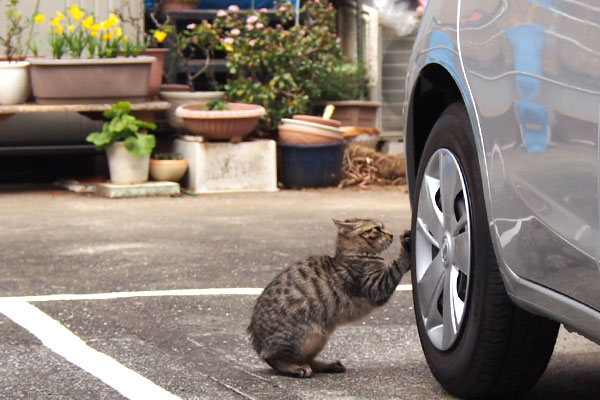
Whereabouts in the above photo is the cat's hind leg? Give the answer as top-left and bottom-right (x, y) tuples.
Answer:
(265, 358), (313, 378)
(309, 359), (346, 373)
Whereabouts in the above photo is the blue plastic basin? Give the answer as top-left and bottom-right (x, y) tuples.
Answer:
(278, 141), (346, 188)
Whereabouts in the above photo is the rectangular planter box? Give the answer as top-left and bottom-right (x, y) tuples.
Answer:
(28, 57), (153, 104)
(172, 137), (278, 193)
(314, 101), (381, 127)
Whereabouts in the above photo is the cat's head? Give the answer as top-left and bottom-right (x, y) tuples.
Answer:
(333, 218), (393, 255)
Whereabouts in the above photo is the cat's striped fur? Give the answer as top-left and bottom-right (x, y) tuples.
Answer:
(248, 218), (411, 378)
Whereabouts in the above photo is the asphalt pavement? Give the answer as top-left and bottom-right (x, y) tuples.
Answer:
(0, 186), (598, 399)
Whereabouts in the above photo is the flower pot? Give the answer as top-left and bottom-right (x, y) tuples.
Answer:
(142, 48), (169, 100)
(278, 141), (346, 188)
(159, 90), (225, 131)
(28, 56), (154, 104)
(175, 102), (266, 143)
(106, 142), (150, 184)
(150, 158), (188, 181)
(314, 101), (381, 127)
(162, 0), (198, 10)
(278, 118), (344, 145)
(0, 61), (30, 105)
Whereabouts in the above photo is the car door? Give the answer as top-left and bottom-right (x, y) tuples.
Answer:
(459, 0), (600, 309)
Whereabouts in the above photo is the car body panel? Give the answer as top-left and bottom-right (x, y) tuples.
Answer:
(405, 0), (600, 341)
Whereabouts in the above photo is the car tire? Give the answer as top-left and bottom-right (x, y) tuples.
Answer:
(411, 102), (559, 398)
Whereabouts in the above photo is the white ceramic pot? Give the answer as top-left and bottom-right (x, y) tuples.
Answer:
(159, 90), (225, 131)
(106, 142), (150, 184)
(0, 61), (30, 105)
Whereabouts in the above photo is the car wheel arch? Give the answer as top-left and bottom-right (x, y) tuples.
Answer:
(406, 63), (468, 206)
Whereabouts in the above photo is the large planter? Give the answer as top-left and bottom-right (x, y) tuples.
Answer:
(314, 100), (381, 127)
(28, 56), (154, 104)
(175, 102), (266, 143)
(159, 90), (225, 131)
(0, 61), (30, 105)
(278, 141), (346, 188)
(150, 158), (188, 182)
(106, 142), (150, 184)
(142, 48), (169, 100)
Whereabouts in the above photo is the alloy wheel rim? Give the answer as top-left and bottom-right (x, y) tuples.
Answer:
(415, 148), (471, 351)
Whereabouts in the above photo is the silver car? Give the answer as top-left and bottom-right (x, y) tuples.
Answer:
(403, 0), (600, 397)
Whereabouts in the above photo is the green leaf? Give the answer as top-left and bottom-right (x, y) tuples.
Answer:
(124, 133), (156, 157)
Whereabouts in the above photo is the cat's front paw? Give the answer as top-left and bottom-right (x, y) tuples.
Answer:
(400, 230), (411, 253)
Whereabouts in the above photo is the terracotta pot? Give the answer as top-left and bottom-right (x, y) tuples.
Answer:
(0, 61), (30, 105)
(278, 118), (344, 145)
(106, 142), (150, 184)
(175, 102), (266, 143)
(150, 158), (188, 181)
(28, 56), (153, 104)
(293, 115), (341, 128)
(159, 91), (225, 131)
(162, 0), (198, 11)
(142, 48), (169, 100)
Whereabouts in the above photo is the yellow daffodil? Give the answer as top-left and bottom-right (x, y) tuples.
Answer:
(34, 13), (44, 24)
(68, 5), (84, 22)
(121, 35), (128, 43)
(90, 30), (99, 38)
(81, 15), (94, 30)
(50, 17), (61, 28)
(68, 25), (75, 33)
(153, 30), (167, 43)
(55, 11), (65, 21)
(54, 26), (64, 35)
(115, 27), (123, 38)
(104, 13), (119, 29)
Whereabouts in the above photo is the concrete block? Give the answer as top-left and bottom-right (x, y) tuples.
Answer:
(172, 137), (278, 193)
(96, 181), (180, 198)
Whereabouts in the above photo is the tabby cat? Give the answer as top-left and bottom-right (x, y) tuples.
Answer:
(248, 218), (411, 378)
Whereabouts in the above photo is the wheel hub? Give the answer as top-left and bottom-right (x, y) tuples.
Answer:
(415, 148), (471, 351)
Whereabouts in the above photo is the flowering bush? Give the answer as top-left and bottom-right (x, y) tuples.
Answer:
(212, 1), (355, 135)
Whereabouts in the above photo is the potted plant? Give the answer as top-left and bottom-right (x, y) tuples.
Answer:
(0, 0), (41, 105)
(312, 61), (381, 128)
(26, 5), (154, 104)
(156, 14), (225, 131)
(161, 0), (200, 11)
(86, 101), (157, 184)
(115, 0), (170, 100)
(175, 99), (266, 143)
(150, 152), (188, 181)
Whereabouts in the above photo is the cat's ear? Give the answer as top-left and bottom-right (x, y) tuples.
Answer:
(333, 219), (359, 237)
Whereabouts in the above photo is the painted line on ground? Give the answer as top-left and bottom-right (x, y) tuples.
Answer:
(0, 284), (412, 303)
(0, 299), (181, 400)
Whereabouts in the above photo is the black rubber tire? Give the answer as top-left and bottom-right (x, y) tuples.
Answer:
(411, 102), (560, 398)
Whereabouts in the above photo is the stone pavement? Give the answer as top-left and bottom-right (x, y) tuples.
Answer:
(0, 187), (598, 399)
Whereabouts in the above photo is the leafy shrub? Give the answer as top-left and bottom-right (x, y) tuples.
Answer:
(213, 1), (362, 136)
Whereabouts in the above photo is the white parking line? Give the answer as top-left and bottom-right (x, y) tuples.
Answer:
(0, 285), (412, 399)
(0, 299), (181, 400)
(1, 284), (412, 303)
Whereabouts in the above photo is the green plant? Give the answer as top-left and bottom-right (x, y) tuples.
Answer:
(314, 61), (370, 102)
(152, 152), (183, 160)
(0, 0), (41, 61)
(213, 1), (350, 136)
(202, 99), (228, 111)
(86, 101), (157, 157)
